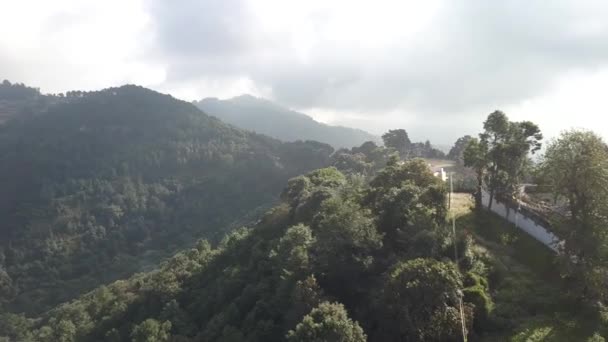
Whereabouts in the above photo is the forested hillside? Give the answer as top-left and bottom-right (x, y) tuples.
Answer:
(1, 162), (470, 341)
(195, 95), (379, 149)
(7, 159), (601, 342)
(2, 84), (607, 341)
(0, 81), (55, 124)
(0, 84), (334, 315)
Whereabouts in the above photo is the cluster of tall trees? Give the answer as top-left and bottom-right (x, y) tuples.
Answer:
(461, 110), (608, 325)
(463, 111), (542, 209)
(381, 129), (445, 160)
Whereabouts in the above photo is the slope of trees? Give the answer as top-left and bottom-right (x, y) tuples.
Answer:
(3, 84), (607, 341)
(0, 85), (334, 315)
(0, 80), (56, 124)
(0, 80), (41, 101)
(381, 129), (445, 159)
(195, 95), (379, 149)
(1, 162), (498, 341)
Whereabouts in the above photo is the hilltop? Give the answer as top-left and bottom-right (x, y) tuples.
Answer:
(195, 95), (379, 149)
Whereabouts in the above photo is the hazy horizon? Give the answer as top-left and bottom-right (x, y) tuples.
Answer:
(3, 1), (608, 144)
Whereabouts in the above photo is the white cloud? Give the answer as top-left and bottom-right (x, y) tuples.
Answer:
(1, 0), (608, 145)
(507, 68), (608, 141)
(0, 0), (163, 93)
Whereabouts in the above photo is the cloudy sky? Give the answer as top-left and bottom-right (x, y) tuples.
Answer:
(2, 0), (608, 144)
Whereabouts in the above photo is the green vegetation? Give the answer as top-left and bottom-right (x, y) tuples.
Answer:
(287, 302), (366, 342)
(0, 84), (334, 315)
(0, 80), (56, 124)
(1, 82), (607, 341)
(1, 162), (477, 341)
(453, 193), (600, 341)
(381, 129), (445, 159)
(464, 111), (542, 209)
(7, 159), (595, 341)
(0, 80), (41, 101)
(539, 130), (608, 305)
(448, 135), (473, 165)
(331, 141), (394, 176)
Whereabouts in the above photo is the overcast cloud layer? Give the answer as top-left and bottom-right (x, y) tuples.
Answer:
(2, 0), (608, 144)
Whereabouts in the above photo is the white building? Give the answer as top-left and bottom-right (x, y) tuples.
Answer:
(431, 166), (448, 182)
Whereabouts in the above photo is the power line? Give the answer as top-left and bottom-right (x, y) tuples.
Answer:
(450, 172), (468, 342)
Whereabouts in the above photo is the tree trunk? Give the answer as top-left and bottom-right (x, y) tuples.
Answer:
(475, 171), (483, 211)
(488, 166), (498, 210)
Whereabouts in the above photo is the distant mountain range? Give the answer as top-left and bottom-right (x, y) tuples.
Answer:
(195, 95), (379, 149)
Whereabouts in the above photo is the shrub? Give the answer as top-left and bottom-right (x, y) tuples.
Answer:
(587, 333), (605, 342)
(463, 284), (493, 331)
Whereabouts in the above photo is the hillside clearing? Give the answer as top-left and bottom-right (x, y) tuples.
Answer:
(451, 193), (595, 341)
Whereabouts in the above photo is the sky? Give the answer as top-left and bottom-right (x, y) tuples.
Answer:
(1, 0), (608, 145)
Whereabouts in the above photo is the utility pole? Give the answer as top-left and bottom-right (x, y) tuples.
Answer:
(450, 172), (467, 342)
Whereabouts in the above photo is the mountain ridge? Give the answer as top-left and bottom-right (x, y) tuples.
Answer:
(195, 94), (379, 149)
(0, 83), (334, 314)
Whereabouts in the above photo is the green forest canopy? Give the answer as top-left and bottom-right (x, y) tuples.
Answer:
(0, 84), (334, 314)
(1, 82), (607, 341)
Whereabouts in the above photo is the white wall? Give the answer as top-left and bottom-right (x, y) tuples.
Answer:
(481, 191), (560, 252)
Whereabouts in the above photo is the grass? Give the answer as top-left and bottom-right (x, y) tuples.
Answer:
(451, 193), (598, 341)
(450, 192), (475, 219)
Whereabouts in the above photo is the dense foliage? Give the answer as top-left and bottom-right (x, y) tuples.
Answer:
(464, 111), (542, 209)
(0, 80), (41, 101)
(3, 83), (606, 341)
(0, 85), (334, 314)
(330, 141), (394, 176)
(1, 162), (499, 341)
(195, 95), (378, 149)
(448, 135), (473, 164)
(539, 130), (608, 304)
(0, 80), (57, 124)
(381, 129), (445, 159)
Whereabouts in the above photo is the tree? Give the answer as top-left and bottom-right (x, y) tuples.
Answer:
(285, 275), (326, 330)
(341, 141), (393, 173)
(378, 258), (466, 341)
(366, 159), (447, 255)
(540, 130), (608, 301)
(448, 135), (473, 164)
(382, 129), (411, 158)
(311, 198), (382, 302)
(331, 152), (371, 175)
(286, 302), (366, 342)
(501, 120), (542, 197)
(472, 111), (542, 209)
(54, 320), (76, 342)
(480, 111), (511, 209)
(463, 138), (488, 209)
(276, 224), (315, 277)
(131, 319), (172, 342)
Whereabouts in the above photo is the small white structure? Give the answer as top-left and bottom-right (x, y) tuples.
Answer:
(433, 167), (448, 182)
(481, 191), (561, 252)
